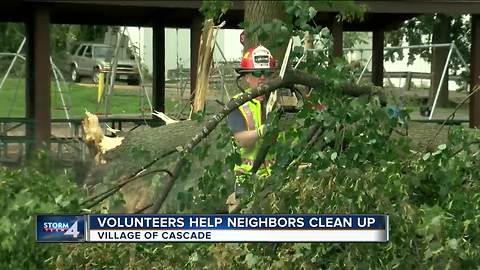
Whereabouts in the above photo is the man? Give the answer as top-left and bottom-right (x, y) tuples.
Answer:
(225, 45), (277, 212)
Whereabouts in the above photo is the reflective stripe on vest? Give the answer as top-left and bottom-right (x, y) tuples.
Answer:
(239, 103), (256, 130)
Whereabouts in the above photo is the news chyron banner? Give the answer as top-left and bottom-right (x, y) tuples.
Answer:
(37, 214), (389, 243)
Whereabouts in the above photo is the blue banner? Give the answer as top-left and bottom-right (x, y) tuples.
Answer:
(89, 214), (387, 230)
(36, 215), (86, 242)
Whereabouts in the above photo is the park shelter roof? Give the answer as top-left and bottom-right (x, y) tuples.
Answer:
(3, 1), (479, 31)
(3, 0), (479, 29)
(357, 0), (480, 15)
(2, 0), (243, 27)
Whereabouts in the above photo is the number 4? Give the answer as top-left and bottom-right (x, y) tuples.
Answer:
(64, 221), (80, 238)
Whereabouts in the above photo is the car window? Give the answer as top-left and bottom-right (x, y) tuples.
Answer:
(77, 45), (86, 56)
(94, 46), (113, 59)
(84, 46), (92, 57)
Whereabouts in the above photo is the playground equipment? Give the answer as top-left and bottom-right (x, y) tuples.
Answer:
(0, 38), (73, 125)
(0, 38), (79, 163)
(347, 42), (470, 120)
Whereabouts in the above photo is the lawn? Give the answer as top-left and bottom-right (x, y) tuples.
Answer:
(0, 78), (183, 119)
(0, 77), (470, 122)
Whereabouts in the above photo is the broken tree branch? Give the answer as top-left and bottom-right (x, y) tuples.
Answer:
(149, 70), (378, 213)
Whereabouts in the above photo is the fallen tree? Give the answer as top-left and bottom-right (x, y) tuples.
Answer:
(82, 68), (470, 214)
(80, 69), (385, 213)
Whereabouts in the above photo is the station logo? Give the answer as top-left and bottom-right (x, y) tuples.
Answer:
(37, 215), (86, 242)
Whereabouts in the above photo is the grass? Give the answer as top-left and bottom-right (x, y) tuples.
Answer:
(0, 77), (469, 121)
(0, 77), (182, 119)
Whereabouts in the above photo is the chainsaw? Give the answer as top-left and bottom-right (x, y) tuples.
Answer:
(266, 37), (303, 115)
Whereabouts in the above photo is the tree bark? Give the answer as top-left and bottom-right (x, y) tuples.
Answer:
(244, 0), (287, 60)
(430, 14), (451, 107)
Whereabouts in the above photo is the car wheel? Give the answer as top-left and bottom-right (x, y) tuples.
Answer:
(71, 65), (80, 82)
(92, 67), (100, 84)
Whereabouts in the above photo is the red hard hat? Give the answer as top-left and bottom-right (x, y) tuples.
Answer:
(235, 45), (277, 74)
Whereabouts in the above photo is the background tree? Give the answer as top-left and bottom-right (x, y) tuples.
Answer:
(0, 23), (106, 56)
(243, 0), (288, 60)
(0, 23), (24, 53)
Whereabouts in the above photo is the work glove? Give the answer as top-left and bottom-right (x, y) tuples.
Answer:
(257, 124), (268, 137)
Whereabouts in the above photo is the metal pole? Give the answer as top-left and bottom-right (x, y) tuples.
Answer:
(214, 40), (231, 101)
(451, 43), (470, 91)
(50, 57), (72, 128)
(0, 38), (26, 91)
(125, 27), (153, 112)
(214, 40), (228, 62)
(385, 43), (453, 50)
(50, 60), (73, 118)
(452, 43), (469, 70)
(0, 53), (26, 60)
(294, 48), (307, 70)
(342, 43), (453, 52)
(429, 44), (454, 120)
(356, 55), (372, 84)
(105, 26), (126, 115)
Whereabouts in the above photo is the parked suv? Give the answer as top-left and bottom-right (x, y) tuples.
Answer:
(69, 42), (140, 85)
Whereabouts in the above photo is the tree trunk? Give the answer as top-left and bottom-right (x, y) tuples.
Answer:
(429, 14), (451, 108)
(244, 0), (287, 61)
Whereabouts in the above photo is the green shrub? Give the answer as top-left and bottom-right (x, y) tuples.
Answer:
(0, 154), (81, 269)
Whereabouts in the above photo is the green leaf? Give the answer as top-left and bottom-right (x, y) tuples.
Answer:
(308, 6), (317, 19)
(55, 194), (64, 204)
(447, 238), (459, 250)
(331, 152), (338, 161)
(245, 253), (258, 268)
(262, 23), (273, 32)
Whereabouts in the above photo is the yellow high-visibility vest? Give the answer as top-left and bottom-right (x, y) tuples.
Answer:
(232, 93), (274, 177)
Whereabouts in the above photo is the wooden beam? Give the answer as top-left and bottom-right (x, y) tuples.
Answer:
(152, 20), (165, 119)
(331, 19), (343, 58)
(190, 14), (202, 100)
(470, 14), (480, 128)
(372, 30), (384, 87)
(355, 1), (480, 15)
(25, 6), (51, 152)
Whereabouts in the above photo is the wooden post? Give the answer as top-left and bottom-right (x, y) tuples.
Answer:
(152, 20), (165, 122)
(331, 19), (343, 58)
(26, 6), (51, 153)
(190, 14), (202, 101)
(372, 30), (384, 87)
(470, 14), (480, 128)
(404, 72), (412, 91)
